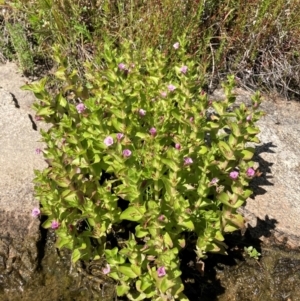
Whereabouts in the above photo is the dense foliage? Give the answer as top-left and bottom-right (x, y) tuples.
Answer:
(24, 39), (263, 300)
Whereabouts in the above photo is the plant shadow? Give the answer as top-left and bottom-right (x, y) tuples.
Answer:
(249, 142), (276, 197)
(180, 218), (277, 301)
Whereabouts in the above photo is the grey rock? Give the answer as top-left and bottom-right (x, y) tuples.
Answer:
(0, 62), (47, 279)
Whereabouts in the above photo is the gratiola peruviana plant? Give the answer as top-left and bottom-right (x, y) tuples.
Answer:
(24, 37), (264, 301)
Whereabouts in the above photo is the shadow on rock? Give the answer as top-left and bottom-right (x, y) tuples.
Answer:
(250, 142), (276, 197)
(180, 227), (267, 301)
(246, 215), (278, 240)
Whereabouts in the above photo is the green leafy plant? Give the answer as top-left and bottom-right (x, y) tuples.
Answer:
(244, 246), (261, 260)
(24, 38), (264, 301)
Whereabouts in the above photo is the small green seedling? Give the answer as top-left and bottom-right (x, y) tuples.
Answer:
(244, 246), (261, 260)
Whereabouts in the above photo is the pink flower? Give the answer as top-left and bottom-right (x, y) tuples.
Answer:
(35, 148), (42, 155)
(210, 178), (219, 185)
(167, 84), (176, 92)
(76, 103), (86, 113)
(139, 109), (146, 116)
(35, 115), (42, 121)
(189, 117), (194, 123)
(180, 65), (188, 74)
(158, 215), (165, 221)
(246, 167), (255, 177)
(184, 157), (193, 165)
(118, 63), (126, 70)
(175, 143), (181, 150)
(116, 133), (124, 141)
(123, 149), (132, 157)
(149, 127), (157, 136)
(160, 91), (167, 98)
(173, 42), (180, 50)
(157, 266), (166, 277)
(31, 208), (40, 217)
(102, 264), (111, 275)
(51, 220), (60, 230)
(246, 115), (252, 121)
(104, 136), (114, 146)
(229, 171), (239, 180)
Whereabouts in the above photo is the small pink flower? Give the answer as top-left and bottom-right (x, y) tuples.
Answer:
(184, 157), (193, 165)
(246, 115), (252, 121)
(123, 149), (132, 157)
(158, 215), (165, 221)
(180, 65), (188, 74)
(76, 103), (86, 113)
(31, 208), (40, 217)
(167, 84), (176, 92)
(173, 42), (180, 50)
(51, 220), (60, 230)
(210, 178), (219, 185)
(104, 136), (114, 146)
(102, 264), (111, 275)
(229, 171), (239, 180)
(157, 266), (166, 277)
(175, 143), (181, 150)
(246, 167), (255, 177)
(139, 109), (146, 116)
(118, 63), (126, 70)
(35, 115), (42, 121)
(149, 127), (157, 136)
(189, 117), (194, 123)
(116, 133), (124, 141)
(35, 148), (42, 155)
(160, 91), (167, 98)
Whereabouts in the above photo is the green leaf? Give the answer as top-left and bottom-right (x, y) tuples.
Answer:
(160, 277), (175, 293)
(119, 265), (138, 278)
(218, 141), (235, 160)
(72, 248), (81, 263)
(111, 108), (126, 119)
(137, 275), (153, 292)
(163, 232), (173, 248)
(120, 206), (145, 222)
(42, 218), (53, 229)
(212, 101), (224, 115)
(105, 247), (118, 258)
(116, 283), (130, 296)
(112, 118), (125, 132)
(178, 219), (194, 230)
(161, 177), (174, 196)
(58, 93), (67, 107)
(246, 127), (260, 135)
(131, 264), (141, 276)
(215, 230), (225, 241)
(242, 148), (255, 160)
(229, 122), (241, 137)
(217, 192), (229, 204)
(149, 76), (160, 85)
(57, 236), (73, 249)
(198, 146), (208, 154)
(136, 132), (147, 139)
(223, 222), (240, 232)
(249, 136), (260, 143)
(223, 211), (245, 228)
(161, 158), (179, 172)
(135, 225), (148, 238)
(37, 106), (55, 116)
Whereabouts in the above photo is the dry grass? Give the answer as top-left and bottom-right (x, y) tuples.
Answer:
(1, 0), (300, 98)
